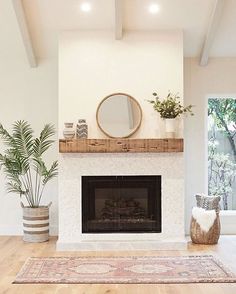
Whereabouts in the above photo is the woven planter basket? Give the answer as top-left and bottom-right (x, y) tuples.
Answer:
(22, 202), (51, 243)
(190, 213), (220, 245)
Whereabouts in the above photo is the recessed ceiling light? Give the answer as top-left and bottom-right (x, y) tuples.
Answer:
(81, 2), (92, 12)
(149, 3), (160, 14)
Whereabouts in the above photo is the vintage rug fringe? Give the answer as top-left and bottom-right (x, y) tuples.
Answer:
(14, 255), (236, 284)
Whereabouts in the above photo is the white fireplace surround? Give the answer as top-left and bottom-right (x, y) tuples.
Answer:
(57, 152), (186, 251)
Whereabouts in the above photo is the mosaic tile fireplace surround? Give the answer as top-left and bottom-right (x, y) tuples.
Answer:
(57, 152), (186, 251)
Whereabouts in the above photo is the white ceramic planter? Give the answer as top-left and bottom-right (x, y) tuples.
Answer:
(164, 118), (176, 138)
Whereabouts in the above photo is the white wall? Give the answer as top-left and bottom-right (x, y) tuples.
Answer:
(2, 32), (236, 236)
(1, 29), (184, 236)
(0, 58), (58, 235)
(184, 57), (236, 234)
(59, 31), (184, 138)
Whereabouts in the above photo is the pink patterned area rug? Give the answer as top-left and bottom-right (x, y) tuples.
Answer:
(14, 255), (236, 284)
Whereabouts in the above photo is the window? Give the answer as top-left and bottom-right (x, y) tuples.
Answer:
(208, 98), (236, 210)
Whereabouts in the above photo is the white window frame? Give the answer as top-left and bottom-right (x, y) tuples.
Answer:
(205, 94), (236, 234)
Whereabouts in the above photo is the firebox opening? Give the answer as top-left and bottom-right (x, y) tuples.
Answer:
(82, 176), (161, 233)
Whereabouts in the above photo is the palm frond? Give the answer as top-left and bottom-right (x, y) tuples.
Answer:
(12, 120), (34, 158)
(33, 124), (56, 158)
(0, 151), (28, 176)
(0, 154), (24, 194)
(42, 160), (58, 185)
(0, 123), (15, 147)
(32, 157), (48, 176)
(6, 181), (25, 195)
(0, 155), (21, 176)
(0, 153), (4, 165)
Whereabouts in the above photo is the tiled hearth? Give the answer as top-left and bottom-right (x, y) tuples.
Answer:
(57, 152), (186, 251)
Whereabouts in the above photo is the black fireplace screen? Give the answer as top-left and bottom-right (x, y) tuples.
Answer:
(82, 176), (161, 233)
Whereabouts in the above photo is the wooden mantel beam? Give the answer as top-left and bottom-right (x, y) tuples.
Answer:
(12, 0), (37, 67)
(59, 138), (184, 153)
(200, 0), (225, 66)
(115, 0), (123, 40)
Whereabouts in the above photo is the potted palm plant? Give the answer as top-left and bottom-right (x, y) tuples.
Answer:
(0, 121), (58, 242)
(148, 92), (194, 138)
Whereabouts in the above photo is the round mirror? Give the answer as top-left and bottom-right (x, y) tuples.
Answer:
(96, 93), (142, 138)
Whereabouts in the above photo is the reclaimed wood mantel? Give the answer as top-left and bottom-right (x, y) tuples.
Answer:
(59, 138), (183, 153)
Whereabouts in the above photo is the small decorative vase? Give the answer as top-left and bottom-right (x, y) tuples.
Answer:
(63, 122), (75, 139)
(164, 118), (176, 138)
(22, 202), (52, 243)
(76, 119), (88, 139)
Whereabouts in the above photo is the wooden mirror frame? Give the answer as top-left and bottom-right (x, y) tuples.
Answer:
(96, 93), (143, 138)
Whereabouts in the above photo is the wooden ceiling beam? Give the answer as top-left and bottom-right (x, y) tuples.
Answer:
(200, 0), (225, 66)
(12, 0), (37, 67)
(115, 0), (123, 40)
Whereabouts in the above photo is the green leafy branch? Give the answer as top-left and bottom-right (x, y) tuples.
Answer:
(147, 91), (194, 119)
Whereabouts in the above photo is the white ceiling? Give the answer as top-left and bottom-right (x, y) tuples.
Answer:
(123, 0), (215, 57)
(1, 0), (236, 61)
(0, 0), (26, 59)
(210, 0), (236, 56)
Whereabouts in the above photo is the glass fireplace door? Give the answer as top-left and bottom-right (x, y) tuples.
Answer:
(82, 176), (161, 233)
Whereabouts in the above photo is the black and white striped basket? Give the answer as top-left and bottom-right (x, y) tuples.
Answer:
(21, 202), (51, 243)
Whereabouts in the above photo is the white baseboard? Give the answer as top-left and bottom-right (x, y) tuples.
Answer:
(220, 212), (236, 234)
(50, 225), (58, 236)
(0, 225), (22, 235)
(0, 225), (58, 236)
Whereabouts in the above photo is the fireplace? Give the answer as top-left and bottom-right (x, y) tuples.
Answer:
(82, 176), (161, 233)
(58, 153), (186, 251)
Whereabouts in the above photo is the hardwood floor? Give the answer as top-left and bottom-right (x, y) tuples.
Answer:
(0, 236), (236, 294)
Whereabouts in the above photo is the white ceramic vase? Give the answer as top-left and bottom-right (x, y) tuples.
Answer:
(164, 118), (176, 138)
(63, 122), (75, 139)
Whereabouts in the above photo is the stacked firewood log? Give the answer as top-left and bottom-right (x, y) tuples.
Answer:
(101, 198), (145, 220)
